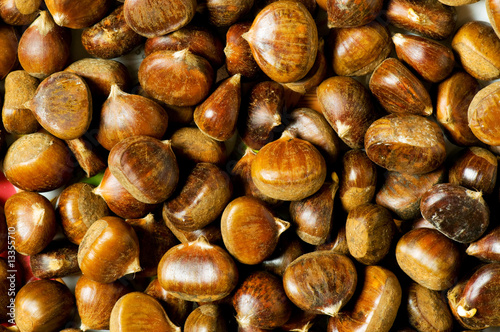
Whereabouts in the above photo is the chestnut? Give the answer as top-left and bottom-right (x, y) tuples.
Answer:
(5, 191), (56, 256)
(364, 113), (447, 175)
(283, 251), (357, 316)
(468, 81), (500, 146)
(108, 135), (179, 204)
(466, 226), (500, 262)
(30, 239), (80, 279)
(447, 263), (500, 330)
(110, 292), (181, 331)
(261, 233), (306, 277)
(57, 182), (110, 245)
(396, 228), (461, 291)
(233, 270), (293, 330)
(44, 0), (111, 28)
(170, 126), (227, 166)
(65, 136), (107, 178)
(2, 70), (40, 135)
(328, 266), (401, 332)
(0, 0), (38, 25)
(184, 304), (228, 332)
(75, 275), (132, 331)
(78, 216), (141, 283)
(221, 196), (290, 265)
(3, 132), (74, 192)
(317, 76), (378, 149)
(326, 0), (382, 28)
(242, 1), (318, 83)
(0, 23), (19, 81)
(157, 236), (239, 302)
(123, 0), (196, 38)
(345, 203), (396, 265)
(15, 279), (75, 332)
(420, 183), (489, 243)
(224, 21), (262, 80)
(250, 131), (327, 201)
(407, 282), (453, 332)
(163, 163), (232, 232)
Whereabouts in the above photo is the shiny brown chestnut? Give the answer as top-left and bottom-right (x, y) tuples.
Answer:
(138, 49), (214, 107)
(393, 33), (454, 83)
(290, 177), (339, 245)
(251, 131), (327, 201)
(449, 146), (498, 194)
(3, 132), (74, 192)
(420, 183), (489, 243)
(5, 191), (56, 256)
(375, 166), (445, 220)
(396, 228), (461, 291)
(15, 279), (75, 332)
(317, 76), (378, 149)
(194, 74), (241, 141)
(221, 196), (289, 265)
(468, 81), (500, 146)
(0, 23), (18, 80)
(2, 70), (40, 135)
(204, 0), (254, 27)
(65, 58), (131, 99)
(316, 225), (350, 256)
(339, 149), (377, 212)
(452, 21), (500, 81)
(78, 216), (141, 283)
(108, 135), (179, 204)
(386, 0), (457, 40)
(466, 226), (500, 262)
(407, 282), (453, 332)
(57, 182), (109, 245)
(157, 236), (239, 302)
(75, 275), (132, 331)
(145, 25), (224, 69)
(97, 84), (169, 151)
(110, 292), (180, 332)
(329, 21), (392, 77)
(328, 266), (402, 332)
(29, 71), (92, 140)
(488, 0), (500, 39)
(94, 167), (159, 219)
(346, 203), (396, 265)
(283, 251), (357, 316)
(126, 213), (179, 278)
(447, 263), (500, 330)
(30, 239), (80, 279)
(184, 304), (228, 332)
(81, 5), (144, 59)
(163, 163), (232, 232)
(261, 234), (306, 277)
(233, 270), (293, 330)
(45, 0), (111, 28)
(326, 0), (382, 28)
(364, 113), (447, 175)
(369, 57), (432, 116)
(239, 81), (285, 151)
(0, 0), (38, 25)
(436, 71), (481, 147)
(242, 1), (318, 83)
(123, 0), (196, 38)
(165, 210), (223, 245)
(18, 11), (71, 79)
(224, 21), (262, 80)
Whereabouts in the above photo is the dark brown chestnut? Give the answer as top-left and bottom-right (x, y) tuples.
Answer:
(233, 270), (293, 330)
(224, 21), (262, 80)
(157, 236), (239, 302)
(221, 196), (289, 265)
(30, 239), (80, 279)
(420, 183), (489, 243)
(5, 191), (56, 256)
(204, 0), (254, 27)
(283, 251), (357, 316)
(261, 234), (306, 277)
(163, 163), (232, 232)
(466, 226), (500, 262)
(396, 228), (461, 291)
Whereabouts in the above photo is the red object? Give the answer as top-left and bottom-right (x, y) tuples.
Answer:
(0, 172), (16, 206)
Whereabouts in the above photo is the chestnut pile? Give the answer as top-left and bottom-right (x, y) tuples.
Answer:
(1, 0), (500, 331)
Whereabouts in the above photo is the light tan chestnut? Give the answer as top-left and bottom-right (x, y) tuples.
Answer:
(251, 130), (327, 201)
(110, 292), (180, 332)
(242, 1), (318, 83)
(157, 236), (239, 302)
(170, 126), (227, 166)
(78, 216), (141, 283)
(65, 136), (107, 178)
(468, 81), (500, 146)
(221, 196), (290, 265)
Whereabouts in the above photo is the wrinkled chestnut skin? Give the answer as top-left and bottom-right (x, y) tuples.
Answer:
(396, 228), (461, 291)
(283, 251), (357, 316)
(420, 183), (489, 243)
(447, 263), (500, 330)
(407, 282), (453, 332)
(436, 71), (481, 146)
(82, 5), (144, 59)
(386, 0), (456, 40)
(364, 113), (446, 175)
(233, 271), (293, 330)
(328, 266), (401, 332)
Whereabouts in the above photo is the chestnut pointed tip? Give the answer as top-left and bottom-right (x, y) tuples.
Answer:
(80, 322), (91, 331)
(392, 32), (405, 45)
(52, 12), (67, 27)
(465, 243), (477, 256)
(108, 83), (126, 99)
(275, 218), (290, 236)
(465, 189), (483, 201)
(320, 301), (342, 317)
(124, 256), (142, 275)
